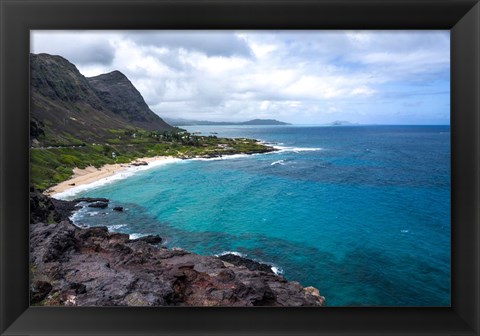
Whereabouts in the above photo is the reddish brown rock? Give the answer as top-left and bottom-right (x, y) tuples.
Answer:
(30, 220), (325, 307)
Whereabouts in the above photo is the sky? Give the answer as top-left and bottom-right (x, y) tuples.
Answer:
(31, 30), (450, 125)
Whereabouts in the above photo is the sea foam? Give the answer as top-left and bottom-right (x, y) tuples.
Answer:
(271, 265), (284, 276)
(216, 251), (247, 257)
(129, 233), (148, 240)
(109, 224), (127, 230)
(270, 160), (285, 166)
(274, 145), (322, 153)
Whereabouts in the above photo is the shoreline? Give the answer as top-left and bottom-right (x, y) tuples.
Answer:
(44, 156), (177, 198)
(31, 190), (325, 306)
(44, 147), (276, 199)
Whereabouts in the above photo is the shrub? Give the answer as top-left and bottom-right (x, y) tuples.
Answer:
(59, 154), (79, 166)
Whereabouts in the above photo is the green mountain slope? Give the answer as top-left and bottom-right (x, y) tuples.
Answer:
(30, 53), (173, 146)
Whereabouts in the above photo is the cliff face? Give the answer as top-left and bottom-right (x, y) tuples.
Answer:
(30, 53), (173, 145)
(87, 71), (171, 131)
(29, 192), (325, 307)
(31, 53), (105, 107)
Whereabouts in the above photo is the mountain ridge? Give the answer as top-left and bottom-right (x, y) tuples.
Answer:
(30, 53), (173, 146)
(165, 118), (291, 126)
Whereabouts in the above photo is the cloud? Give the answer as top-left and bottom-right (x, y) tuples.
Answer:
(127, 31), (253, 58)
(30, 30), (450, 125)
(31, 31), (116, 66)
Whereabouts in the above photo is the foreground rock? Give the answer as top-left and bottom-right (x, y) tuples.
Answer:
(30, 188), (61, 224)
(30, 220), (325, 307)
(29, 189), (325, 307)
(218, 253), (275, 274)
(31, 188), (80, 223)
(50, 198), (81, 221)
(127, 234), (162, 245)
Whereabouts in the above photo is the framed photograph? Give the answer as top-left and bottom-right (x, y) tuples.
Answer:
(1, 0), (479, 335)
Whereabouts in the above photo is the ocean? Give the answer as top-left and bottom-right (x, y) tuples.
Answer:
(60, 125), (451, 306)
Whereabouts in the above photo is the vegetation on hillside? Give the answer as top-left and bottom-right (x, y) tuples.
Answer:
(31, 128), (274, 191)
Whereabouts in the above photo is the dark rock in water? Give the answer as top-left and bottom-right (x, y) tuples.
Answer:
(127, 235), (162, 245)
(218, 254), (274, 274)
(50, 198), (80, 222)
(74, 197), (109, 203)
(88, 202), (108, 209)
(30, 280), (53, 304)
(131, 161), (148, 166)
(113, 206), (124, 212)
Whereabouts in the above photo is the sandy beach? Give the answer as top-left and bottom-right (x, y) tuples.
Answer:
(44, 156), (174, 197)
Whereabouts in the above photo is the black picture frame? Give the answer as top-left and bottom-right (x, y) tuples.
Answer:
(1, 0), (479, 335)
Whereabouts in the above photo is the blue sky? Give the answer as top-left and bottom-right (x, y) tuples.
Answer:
(31, 30), (450, 125)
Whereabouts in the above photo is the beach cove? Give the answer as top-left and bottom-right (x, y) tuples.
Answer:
(44, 156), (180, 197)
(32, 144), (328, 307)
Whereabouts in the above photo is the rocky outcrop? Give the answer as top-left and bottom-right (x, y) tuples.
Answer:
(50, 198), (81, 221)
(127, 235), (162, 245)
(30, 220), (324, 306)
(88, 202), (109, 209)
(29, 190), (325, 307)
(218, 253), (275, 274)
(30, 187), (61, 224)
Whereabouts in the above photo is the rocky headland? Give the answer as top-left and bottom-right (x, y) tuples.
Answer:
(30, 190), (325, 307)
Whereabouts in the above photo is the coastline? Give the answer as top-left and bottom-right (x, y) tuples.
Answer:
(30, 190), (325, 306)
(44, 144), (278, 199)
(44, 156), (177, 198)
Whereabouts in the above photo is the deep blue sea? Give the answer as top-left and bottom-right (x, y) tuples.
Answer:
(64, 125), (451, 306)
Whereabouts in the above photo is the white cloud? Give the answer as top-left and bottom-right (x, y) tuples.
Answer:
(31, 31), (118, 66)
(351, 86), (376, 97)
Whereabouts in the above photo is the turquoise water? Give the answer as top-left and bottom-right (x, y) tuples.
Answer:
(67, 125), (451, 306)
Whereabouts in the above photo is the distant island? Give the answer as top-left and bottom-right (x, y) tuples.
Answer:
(164, 118), (291, 126)
(324, 120), (359, 126)
(164, 118), (360, 127)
